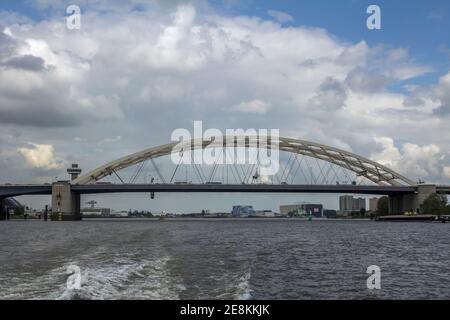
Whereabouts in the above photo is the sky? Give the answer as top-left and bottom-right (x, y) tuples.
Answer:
(0, 0), (449, 212)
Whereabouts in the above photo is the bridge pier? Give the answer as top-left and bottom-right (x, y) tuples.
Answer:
(389, 184), (437, 214)
(0, 198), (6, 221)
(51, 182), (81, 221)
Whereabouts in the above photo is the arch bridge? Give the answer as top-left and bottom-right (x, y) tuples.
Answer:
(1, 136), (447, 220)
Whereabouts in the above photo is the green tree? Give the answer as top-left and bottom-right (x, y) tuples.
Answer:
(421, 193), (449, 216)
(377, 196), (389, 215)
(14, 206), (25, 216)
(359, 208), (367, 217)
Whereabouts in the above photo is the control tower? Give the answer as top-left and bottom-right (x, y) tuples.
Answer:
(67, 164), (82, 180)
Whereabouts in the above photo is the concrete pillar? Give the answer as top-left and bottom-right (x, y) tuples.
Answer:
(0, 198), (5, 221)
(416, 184), (437, 212)
(51, 182), (82, 221)
(389, 184), (437, 214)
(389, 195), (404, 214)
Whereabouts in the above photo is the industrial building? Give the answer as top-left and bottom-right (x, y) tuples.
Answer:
(231, 206), (275, 218)
(231, 205), (254, 217)
(280, 203), (323, 217)
(80, 207), (111, 217)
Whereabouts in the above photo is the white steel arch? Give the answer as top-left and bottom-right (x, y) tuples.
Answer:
(72, 136), (416, 186)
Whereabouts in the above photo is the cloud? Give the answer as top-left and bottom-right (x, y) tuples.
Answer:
(432, 71), (450, 117)
(373, 48), (432, 81)
(17, 143), (64, 170)
(0, 28), (17, 58)
(2, 54), (45, 71)
(0, 1), (448, 187)
(345, 68), (387, 93)
(267, 10), (294, 23)
(371, 137), (444, 182)
(98, 136), (122, 145)
(309, 77), (347, 111)
(433, 104), (450, 116)
(231, 99), (271, 114)
(129, 5), (209, 73)
(444, 166), (450, 179)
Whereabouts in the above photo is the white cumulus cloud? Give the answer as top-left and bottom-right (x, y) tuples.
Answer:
(267, 10), (294, 23)
(0, 1), (448, 185)
(231, 99), (271, 114)
(443, 166), (450, 179)
(17, 143), (63, 170)
(371, 137), (443, 182)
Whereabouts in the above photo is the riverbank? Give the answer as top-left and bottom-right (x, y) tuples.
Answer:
(376, 215), (449, 222)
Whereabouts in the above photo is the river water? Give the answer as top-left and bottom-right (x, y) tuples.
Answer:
(0, 219), (448, 300)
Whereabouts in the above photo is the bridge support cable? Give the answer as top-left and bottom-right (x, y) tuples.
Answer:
(191, 152), (206, 184)
(111, 168), (125, 184)
(207, 161), (216, 183)
(242, 156), (255, 183)
(312, 157), (328, 185)
(207, 159), (220, 183)
(284, 153), (298, 184)
(226, 163), (239, 184)
(321, 162), (336, 185)
(129, 158), (148, 184)
(281, 153), (295, 182)
(279, 153), (293, 183)
(328, 161), (341, 184)
(242, 163), (252, 183)
(194, 150), (209, 183)
(293, 155), (309, 184)
(244, 149), (259, 184)
(129, 162), (141, 183)
(288, 154), (303, 185)
(150, 158), (166, 184)
(170, 150), (185, 183)
(224, 150), (243, 184)
(233, 164), (244, 184)
(314, 157), (329, 185)
(340, 165), (354, 184)
(250, 156), (261, 184)
(302, 156), (315, 185)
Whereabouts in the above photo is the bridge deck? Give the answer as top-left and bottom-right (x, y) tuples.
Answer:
(4, 183), (450, 198)
(71, 184), (416, 195)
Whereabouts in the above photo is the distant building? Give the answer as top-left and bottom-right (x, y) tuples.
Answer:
(339, 195), (366, 215)
(81, 207), (111, 217)
(369, 197), (379, 212)
(231, 205), (254, 217)
(110, 210), (129, 217)
(324, 209), (337, 218)
(353, 197), (366, 212)
(305, 204), (323, 217)
(280, 204), (302, 216)
(280, 204), (323, 217)
(339, 195), (354, 215)
(251, 210), (275, 217)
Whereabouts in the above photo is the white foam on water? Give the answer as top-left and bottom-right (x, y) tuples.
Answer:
(55, 256), (184, 300)
(0, 266), (68, 300)
(0, 254), (185, 300)
(214, 267), (253, 300)
(234, 268), (252, 300)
